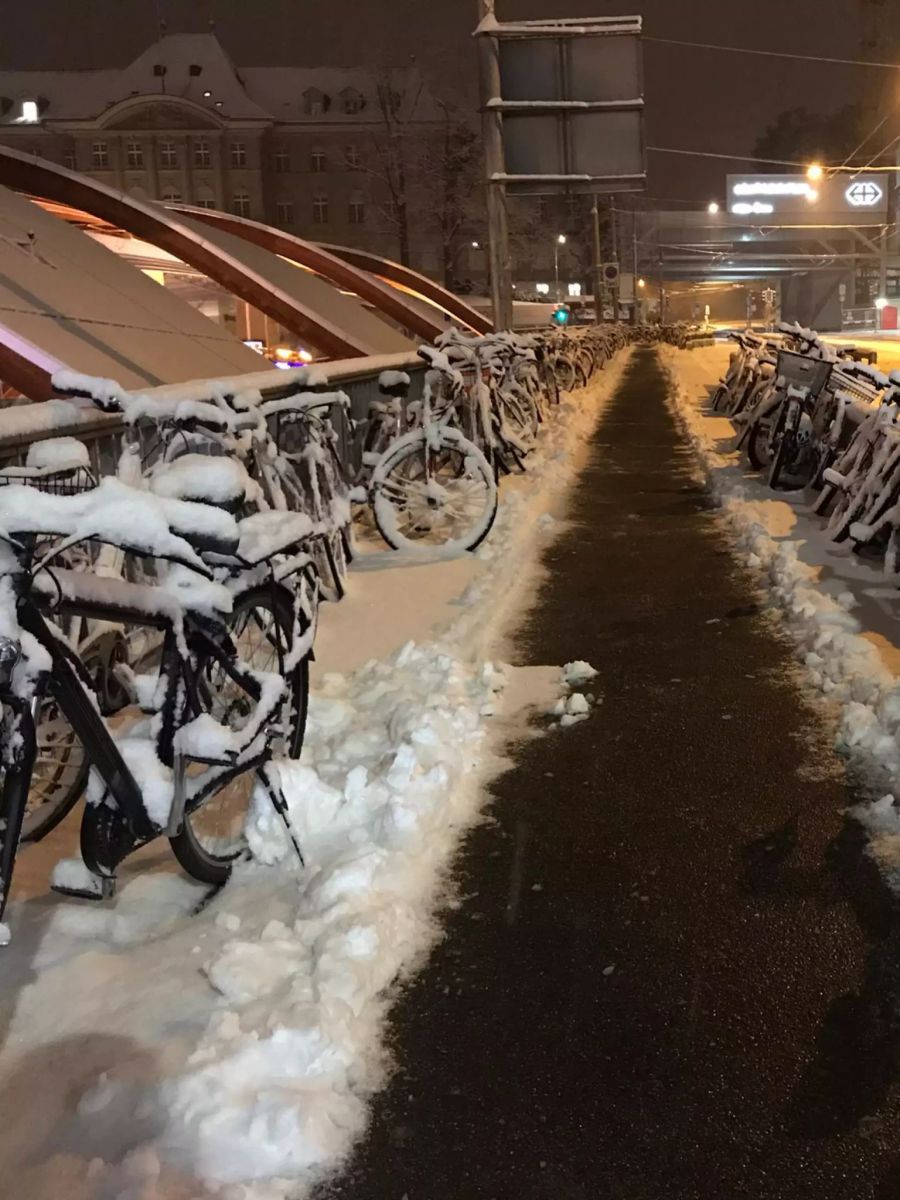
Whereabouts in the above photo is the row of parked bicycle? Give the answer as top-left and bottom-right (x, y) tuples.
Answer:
(699, 322), (900, 568)
(0, 322), (630, 937)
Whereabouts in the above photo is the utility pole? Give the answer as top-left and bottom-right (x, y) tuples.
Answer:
(631, 208), (639, 324)
(476, 0), (513, 331)
(609, 196), (620, 319)
(657, 253), (665, 323)
(591, 198), (603, 324)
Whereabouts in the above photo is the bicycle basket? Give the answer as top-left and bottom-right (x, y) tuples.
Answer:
(0, 463), (97, 496)
(775, 350), (832, 398)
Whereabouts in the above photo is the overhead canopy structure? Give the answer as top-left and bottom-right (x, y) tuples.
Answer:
(0, 144), (413, 360)
(0, 183), (268, 399)
(170, 205), (451, 343)
(171, 209), (415, 354)
(318, 242), (493, 334)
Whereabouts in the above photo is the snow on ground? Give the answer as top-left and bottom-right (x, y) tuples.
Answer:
(0, 347), (632, 1200)
(663, 343), (900, 879)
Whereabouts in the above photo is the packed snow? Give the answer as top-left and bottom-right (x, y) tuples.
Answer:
(0, 347), (632, 1199)
(664, 343), (900, 866)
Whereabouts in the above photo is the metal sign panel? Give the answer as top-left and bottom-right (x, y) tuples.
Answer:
(726, 173), (887, 223)
(484, 15), (646, 194)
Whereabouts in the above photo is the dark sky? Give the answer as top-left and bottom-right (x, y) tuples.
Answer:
(0, 0), (887, 202)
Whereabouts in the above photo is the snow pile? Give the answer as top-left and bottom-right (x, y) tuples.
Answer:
(549, 659), (600, 726)
(160, 642), (508, 1187)
(663, 350), (900, 833)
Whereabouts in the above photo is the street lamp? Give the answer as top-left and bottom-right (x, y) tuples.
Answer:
(806, 162), (824, 183)
(554, 234), (567, 301)
(637, 278), (646, 288)
(471, 241), (480, 249)
(707, 201), (720, 214)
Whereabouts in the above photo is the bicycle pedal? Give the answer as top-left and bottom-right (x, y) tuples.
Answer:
(51, 875), (116, 902)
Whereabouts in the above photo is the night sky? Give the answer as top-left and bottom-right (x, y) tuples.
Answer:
(0, 0), (888, 203)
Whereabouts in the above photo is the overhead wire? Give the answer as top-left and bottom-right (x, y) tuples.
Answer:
(645, 36), (900, 71)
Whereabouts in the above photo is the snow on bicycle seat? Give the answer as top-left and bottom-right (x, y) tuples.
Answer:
(0, 477), (240, 569)
(235, 510), (314, 565)
(150, 455), (260, 508)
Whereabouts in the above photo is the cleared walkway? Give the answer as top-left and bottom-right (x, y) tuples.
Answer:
(318, 349), (900, 1200)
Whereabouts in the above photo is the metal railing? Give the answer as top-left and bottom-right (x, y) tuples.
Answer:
(0, 355), (427, 472)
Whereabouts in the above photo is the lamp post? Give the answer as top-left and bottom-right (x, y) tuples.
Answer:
(554, 233), (566, 302)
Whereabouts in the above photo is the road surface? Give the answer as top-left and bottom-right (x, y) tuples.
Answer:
(317, 348), (900, 1200)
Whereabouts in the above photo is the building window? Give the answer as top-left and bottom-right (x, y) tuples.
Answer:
(313, 194), (329, 224)
(274, 147), (290, 173)
(126, 141), (143, 168)
(193, 140), (210, 167)
(276, 200), (294, 226)
(91, 141), (109, 169)
(310, 148), (326, 173)
(344, 144), (362, 170)
(302, 88), (330, 116)
(63, 150), (76, 170)
(195, 193), (217, 210)
(159, 141), (177, 168)
(16, 99), (39, 124)
(231, 191), (251, 218)
(340, 88), (366, 115)
(230, 141), (246, 168)
(161, 189), (182, 204)
(348, 197), (366, 225)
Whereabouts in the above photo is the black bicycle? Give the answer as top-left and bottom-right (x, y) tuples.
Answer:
(0, 471), (314, 929)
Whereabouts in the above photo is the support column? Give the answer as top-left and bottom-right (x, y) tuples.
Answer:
(476, 0), (513, 331)
(591, 198), (603, 324)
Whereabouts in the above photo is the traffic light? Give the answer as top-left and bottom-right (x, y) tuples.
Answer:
(551, 304), (570, 326)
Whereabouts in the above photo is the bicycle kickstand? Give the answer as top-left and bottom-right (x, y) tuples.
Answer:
(255, 762), (305, 867)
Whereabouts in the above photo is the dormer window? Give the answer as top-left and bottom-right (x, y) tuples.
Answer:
(16, 100), (39, 124)
(340, 88), (366, 115)
(302, 88), (331, 116)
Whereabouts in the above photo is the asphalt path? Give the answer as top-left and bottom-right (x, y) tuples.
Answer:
(318, 349), (900, 1200)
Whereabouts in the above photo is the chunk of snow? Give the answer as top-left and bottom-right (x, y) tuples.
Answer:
(562, 660), (598, 686)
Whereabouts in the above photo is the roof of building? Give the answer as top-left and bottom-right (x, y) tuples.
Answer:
(0, 33), (432, 127)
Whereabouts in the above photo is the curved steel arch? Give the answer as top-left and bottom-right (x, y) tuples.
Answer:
(0, 145), (376, 359)
(169, 204), (447, 342)
(318, 243), (493, 335)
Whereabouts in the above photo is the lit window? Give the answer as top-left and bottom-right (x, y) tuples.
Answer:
(535, 282), (550, 295)
(193, 140), (210, 167)
(345, 144), (361, 170)
(91, 141), (109, 169)
(17, 100), (39, 124)
(159, 141), (177, 168)
(162, 189), (182, 204)
(313, 194), (329, 224)
(348, 197), (365, 225)
(230, 142), (246, 168)
(567, 282), (582, 298)
(276, 200), (294, 226)
(231, 191), (251, 218)
(126, 141), (143, 168)
(310, 148), (326, 173)
(274, 147), (290, 173)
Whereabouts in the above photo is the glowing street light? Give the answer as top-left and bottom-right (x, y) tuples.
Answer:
(638, 278), (646, 288)
(806, 162), (824, 183)
(471, 240), (480, 249)
(554, 234), (567, 301)
(707, 201), (720, 214)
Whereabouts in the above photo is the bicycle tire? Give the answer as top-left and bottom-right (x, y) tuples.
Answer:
(747, 417), (774, 472)
(371, 428), (498, 553)
(169, 585), (309, 884)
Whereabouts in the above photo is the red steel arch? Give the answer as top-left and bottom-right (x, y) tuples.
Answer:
(170, 205), (450, 342)
(318, 243), (493, 335)
(0, 145), (380, 360)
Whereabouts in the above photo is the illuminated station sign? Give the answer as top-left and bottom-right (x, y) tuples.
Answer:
(726, 174), (886, 221)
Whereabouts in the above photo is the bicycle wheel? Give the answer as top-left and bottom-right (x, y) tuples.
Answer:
(169, 585), (309, 884)
(371, 428), (498, 553)
(19, 695), (87, 842)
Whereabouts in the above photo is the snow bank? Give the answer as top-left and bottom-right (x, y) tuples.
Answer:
(663, 348), (900, 834)
(157, 352), (633, 1192)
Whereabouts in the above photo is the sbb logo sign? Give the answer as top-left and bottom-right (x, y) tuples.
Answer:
(845, 181), (884, 208)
